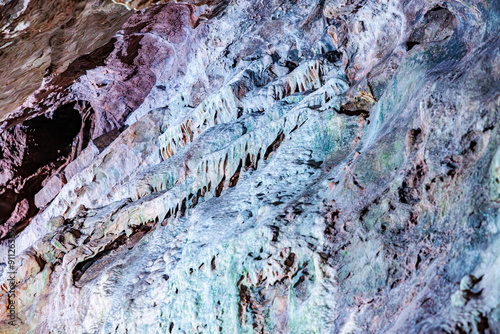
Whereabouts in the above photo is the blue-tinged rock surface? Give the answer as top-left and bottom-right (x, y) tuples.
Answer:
(0, 0), (499, 332)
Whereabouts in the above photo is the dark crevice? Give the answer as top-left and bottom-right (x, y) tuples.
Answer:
(270, 226), (279, 242)
(72, 233), (128, 285)
(0, 103), (82, 239)
(229, 160), (242, 187)
(119, 35), (144, 66)
(264, 131), (285, 160)
(406, 41), (420, 51)
(323, 50), (342, 63)
(337, 107), (370, 116)
(215, 175), (226, 197)
(72, 221), (155, 287)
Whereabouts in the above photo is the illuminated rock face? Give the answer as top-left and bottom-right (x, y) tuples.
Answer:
(1, 0), (500, 333)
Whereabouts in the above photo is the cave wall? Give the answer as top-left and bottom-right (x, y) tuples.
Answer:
(0, 0), (499, 333)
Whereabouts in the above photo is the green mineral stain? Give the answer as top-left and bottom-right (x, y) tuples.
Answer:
(50, 240), (67, 253)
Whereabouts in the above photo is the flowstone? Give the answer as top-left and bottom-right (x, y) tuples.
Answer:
(1, 0), (500, 333)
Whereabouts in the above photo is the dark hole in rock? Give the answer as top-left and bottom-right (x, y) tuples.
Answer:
(264, 131), (285, 160)
(285, 252), (296, 267)
(229, 160), (242, 187)
(407, 128), (422, 148)
(81, 113), (93, 152)
(323, 50), (342, 63)
(306, 159), (323, 169)
(293, 275), (306, 288)
(0, 103), (82, 239)
(179, 198), (187, 217)
(270, 226), (279, 242)
(337, 106), (370, 116)
(0, 190), (19, 232)
(284, 60), (299, 72)
(359, 206), (369, 222)
(469, 140), (477, 152)
(399, 177), (422, 205)
(215, 175), (226, 197)
(406, 41), (420, 51)
(245, 153), (253, 170)
(22, 103), (81, 177)
(415, 254), (422, 270)
(270, 51), (280, 63)
(211, 257), (217, 270)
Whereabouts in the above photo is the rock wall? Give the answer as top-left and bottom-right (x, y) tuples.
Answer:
(0, 0), (499, 333)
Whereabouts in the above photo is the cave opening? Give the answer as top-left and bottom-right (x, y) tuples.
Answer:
(21, 103), (82, 177)
(0, 102), (84, 239)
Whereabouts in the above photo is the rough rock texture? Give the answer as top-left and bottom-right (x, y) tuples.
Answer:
(0, 0), (131, 122)
(0, 0), (500, 333)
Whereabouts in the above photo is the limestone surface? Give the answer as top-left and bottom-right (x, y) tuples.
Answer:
(0, 0), (499, 333)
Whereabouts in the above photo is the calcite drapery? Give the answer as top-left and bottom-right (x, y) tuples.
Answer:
(1, 0), (500, 333)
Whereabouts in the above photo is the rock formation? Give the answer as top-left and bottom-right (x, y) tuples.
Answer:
(0, 0), (499, 332)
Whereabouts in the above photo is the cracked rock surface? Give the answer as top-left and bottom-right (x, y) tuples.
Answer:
(1, 0), (500, 333)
